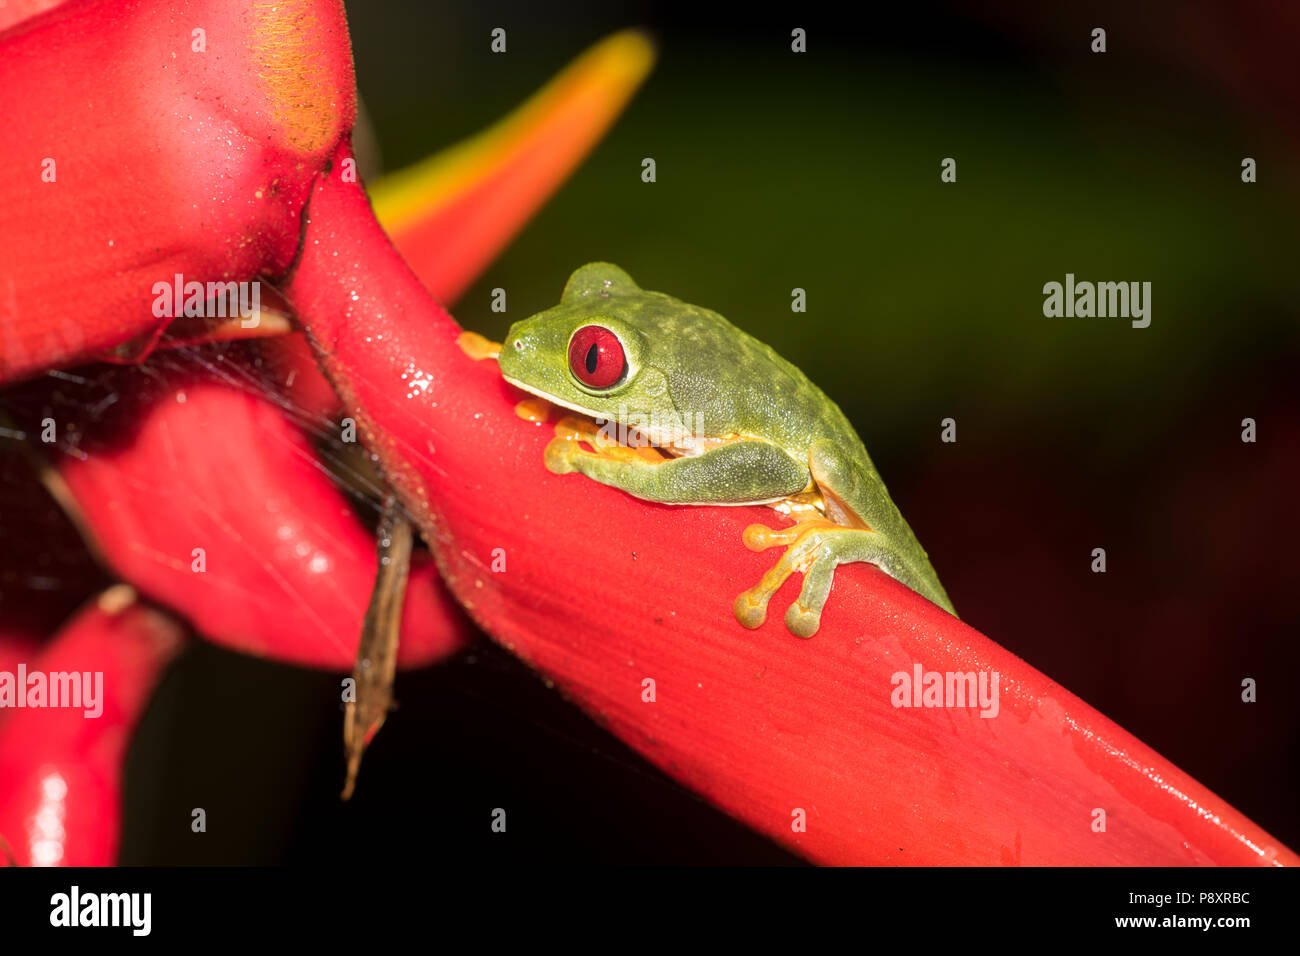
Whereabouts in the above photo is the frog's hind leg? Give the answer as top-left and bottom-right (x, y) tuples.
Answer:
(733, 517), (835, 633)
(734, 440), (955, 637)
(734, 521), (893, 638)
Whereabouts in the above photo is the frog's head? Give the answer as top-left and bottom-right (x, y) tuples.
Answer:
(499, 263), (684, 431)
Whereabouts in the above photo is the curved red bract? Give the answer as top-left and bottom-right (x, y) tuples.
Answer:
(56, 375), (472, 671)
(289, 143), (1299, 865)
(0, 593), (183, 866)
(0, 0), (354, 383)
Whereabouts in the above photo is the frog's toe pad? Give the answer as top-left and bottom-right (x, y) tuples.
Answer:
(784, 602), (821, 638)
(741, 523), (776, 552)
(733, 589), (769, 629)
(543, 438), (579, 474)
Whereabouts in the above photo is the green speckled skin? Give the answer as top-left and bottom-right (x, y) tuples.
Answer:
(498, 263), (955, 631)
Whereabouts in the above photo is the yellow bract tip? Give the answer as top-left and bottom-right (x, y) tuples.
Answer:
(371, 28), (657, 258)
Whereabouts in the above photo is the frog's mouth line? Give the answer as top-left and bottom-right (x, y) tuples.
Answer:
(503, 373), (722, 460)
(501, 373), (602, 421)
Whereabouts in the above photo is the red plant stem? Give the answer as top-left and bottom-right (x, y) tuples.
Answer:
(293, 142), (1295, 865)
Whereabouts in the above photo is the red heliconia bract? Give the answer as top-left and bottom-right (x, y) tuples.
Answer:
(0, 591), (184, 866)
(0, 0), (67, 33)
(0, 0), (356, 382)
(53, 372), (472, 670)
(285, 141), (1298, 865)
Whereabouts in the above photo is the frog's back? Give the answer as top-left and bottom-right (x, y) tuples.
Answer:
(640, 292), (864, 460)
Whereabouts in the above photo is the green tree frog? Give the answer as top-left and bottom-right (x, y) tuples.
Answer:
(496, 263), (956, 637)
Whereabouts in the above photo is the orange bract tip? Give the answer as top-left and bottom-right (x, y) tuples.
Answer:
(371, 29), (656, 303)
(250, 0), (357, 155)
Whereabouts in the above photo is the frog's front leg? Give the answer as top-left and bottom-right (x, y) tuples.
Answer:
(545, 433), (809, 505)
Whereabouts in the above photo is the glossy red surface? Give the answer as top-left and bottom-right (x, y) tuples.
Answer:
(55, 374), (472, 671)
(0, 0), (354, 383)
(0, 592), (183, 866)
(287, 143), (1298, 864)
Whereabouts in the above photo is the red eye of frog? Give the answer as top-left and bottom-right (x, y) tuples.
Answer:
(568, 325), (626, 388)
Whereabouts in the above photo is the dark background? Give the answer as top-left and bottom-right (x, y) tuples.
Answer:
(3, 0), (1298, 863)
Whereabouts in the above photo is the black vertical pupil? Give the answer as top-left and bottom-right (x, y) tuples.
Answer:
(585, 343), (599, 374)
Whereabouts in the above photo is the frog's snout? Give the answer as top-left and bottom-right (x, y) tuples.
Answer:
(496, 325), (535, 382)
(502, 323), (532, 356)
